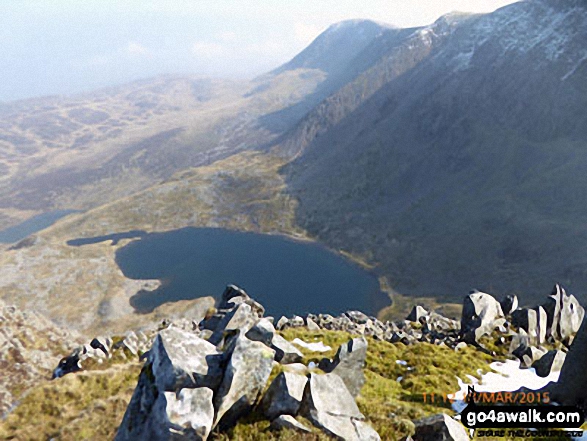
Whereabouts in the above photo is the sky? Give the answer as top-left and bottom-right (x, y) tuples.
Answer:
(0, 0), (519, 102)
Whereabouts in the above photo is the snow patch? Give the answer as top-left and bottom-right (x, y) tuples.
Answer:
(292, 338), (331, 352)
(449, 359), (559, 413)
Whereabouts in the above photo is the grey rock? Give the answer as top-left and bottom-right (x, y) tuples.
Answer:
(300, 373), (379, 440)
(532, 349), (566, 377)
(245, 318), (276, 346)
(208, 302), (260, 346)
(512, 344), (547, 368)
(407, 305), (429, 323)
(116, 365), (215, 440)
(306, 317), (321, 331)
(542, 284), (584, 346)
(461, 291), (505, 343)
(412, 413), (469, 441)
(262, 371), (307, 420)
(500, 295), (518, 315)
(319, 337), (367, 397)
(213, 335), (275, 430)
(345, 310), (370, 325)
(276, 316), (289, 330)
(90, 336), (113, 357)
(149, 327), (223, 391)
(270, 415), (313, 433)
(165, 387), (214, 440)
(271, 334), (303, 364)
(550, 317), (587, 406)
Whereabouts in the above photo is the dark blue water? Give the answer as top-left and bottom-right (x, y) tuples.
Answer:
(105, 227), (387, 317)
(0, 210), (78, 243)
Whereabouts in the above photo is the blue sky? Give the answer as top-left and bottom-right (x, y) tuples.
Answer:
(0, 0), (518, 102)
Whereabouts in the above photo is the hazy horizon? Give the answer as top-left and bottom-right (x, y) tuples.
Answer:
(1, 0), (519, 102)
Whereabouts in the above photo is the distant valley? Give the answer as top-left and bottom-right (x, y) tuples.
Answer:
(1, 0), (587, 335)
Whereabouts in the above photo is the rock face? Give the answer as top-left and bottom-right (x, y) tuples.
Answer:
(319, 337), (368, 397)
(262, 371), (307, 420)
(532, 349), (566, 378)
(542, 284), (585, 346)
(300, 373), (380, 441)
(213, 334), (275, 430)
(460, 291), (505, 343)
(115, 328), (222, 440)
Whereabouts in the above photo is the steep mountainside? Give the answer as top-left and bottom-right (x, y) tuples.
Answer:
(284, 0), (587, 304)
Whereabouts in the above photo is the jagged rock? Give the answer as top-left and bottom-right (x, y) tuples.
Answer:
(300, 373), (380, 440)
(306, 317), (321, 331)
(550, 318), (587, 406)
(412, 413), (469, 441)
(345, 310), (370, 325)
(53, 350), (82, 378)
(271, 334), (303, 364)
(270, 415), (313, 433)
(218, 284), (250, 310)
(213, 335), (275, 430)
(512, 307), (548, 345)
(407, 305), (428, 323)
(532, 349), (566, 377)
(245, 318), (275, 346)
(165, 387), (214, 440)
(150, 327), (224, 390)
(276, 316), (289, 330)
(318, 337), (367, 397)
(512, 344), (547, 368)
(500, 295), (518, 315)
(116, 329), (218, 441)
(262, 371), (307, 420)
(542, 284), (584, 346)
(208, 302), (260, 346)
(461, 291), (505, 343)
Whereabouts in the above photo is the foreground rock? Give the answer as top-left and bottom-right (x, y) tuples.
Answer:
(213, 334), (275, 430)
(319, 336), (368, 397)
(412, 413), (469, 441)
(460, 291), (505, 343)
(300, 373), (380, 441)
(114, 285), (380, 440)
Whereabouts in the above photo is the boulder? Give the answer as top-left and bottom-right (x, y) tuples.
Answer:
(245, 318), (275, 346)
(90, 336), (113, 358)
(512, 344), (547, 368)
(532, 349), (566, 377)
(116, 359), (215, 440)
(461, 291), (505, 343)
(500, 294), (518, 316)
(345, 311), (370, 325)
(165, 387), (214, 440)
(512, 307), (548, 345)
(270, 415), (313, 433)
(412, 413), (469, 441)
(149, 327), (224, 391)
(318, 337), (367, 397)
(262, 372), (307, 420)
(407, 306), (429, 323)
(208, 302), (261, 346)
(542, 284), (584, 346)
(548, 316), (587, 406)
(271, 334), (303, 364)
(306, 317), (321, 331)
(300, 373), (380, 440)
(213, 335), (275, 430)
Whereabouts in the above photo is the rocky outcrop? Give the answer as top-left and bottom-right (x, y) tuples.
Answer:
(460, 291), (505, 343)
(262, 371), (307, 420)
(300, 373), (380, 441)
(114, 285), (380, 440)
(0, 299), (80, 416)
(318, 336), (367, 397)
